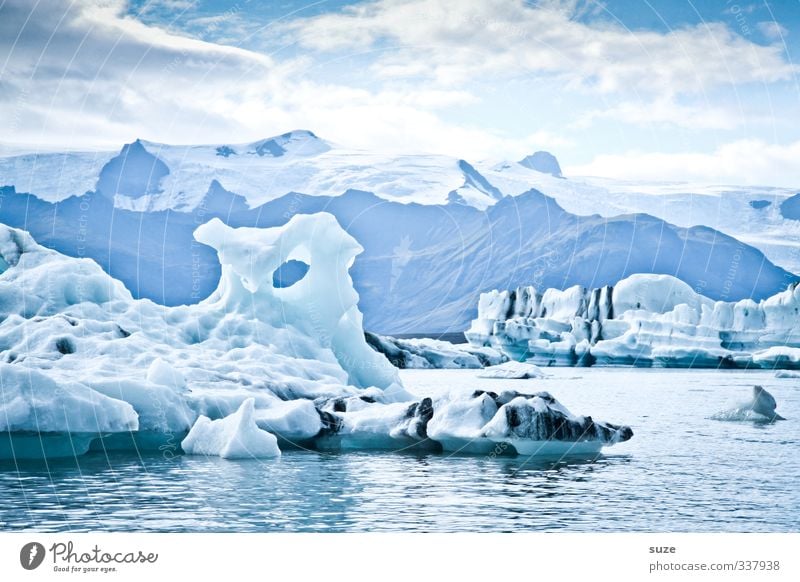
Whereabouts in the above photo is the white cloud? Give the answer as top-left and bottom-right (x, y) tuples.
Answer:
(0, 0), (796, 179)
(0, 0), (516, 157)
(757, 21), (789, 41)
(283, 0), (798, 94)
(138, 0), (198, 14)
(566, 139), (800, 187)
(572, 97), (743, 130)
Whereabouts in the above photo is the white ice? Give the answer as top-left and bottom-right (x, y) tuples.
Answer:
(468, 273), (800, 368)
(0, 218), (632, 459)
(478, 361), (545, 379)
(181, 398), (281, 459)
(710, 386), (785, 422)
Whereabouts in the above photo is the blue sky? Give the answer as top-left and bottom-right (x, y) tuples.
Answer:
(1, 0), (799, 185)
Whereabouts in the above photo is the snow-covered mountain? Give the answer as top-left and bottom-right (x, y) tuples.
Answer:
(486, 165), (800, 275)
(0, 132), (797, 333)
(518, 151), (563, 177)
(0, 130), (506, 210)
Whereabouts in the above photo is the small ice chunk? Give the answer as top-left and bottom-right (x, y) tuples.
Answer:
(478, 361), (545, 379)
(710, 385), (785, 422)
(748, 385), (784, 420)
(181, 398), (281, 459)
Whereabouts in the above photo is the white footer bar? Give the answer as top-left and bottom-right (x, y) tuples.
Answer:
(2, 533), (798, 581)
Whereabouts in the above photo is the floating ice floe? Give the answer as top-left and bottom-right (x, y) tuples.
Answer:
(478, 361), (545, 379)
(182, 399), (280, 459)
(428, 390), (632, 455)
(467, 274), (800, 368)
(0, 218), (632, 460)
(710, 386), (785, 422)
(365, 332), (506, 369)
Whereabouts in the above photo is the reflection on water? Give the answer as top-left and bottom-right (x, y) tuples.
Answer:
(0, 451), (631, 532)
(1, 368), (798, 532)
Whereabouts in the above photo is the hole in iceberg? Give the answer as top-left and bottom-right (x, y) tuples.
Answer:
(55, 337), (75, 355)
(272, 260), (309, 288)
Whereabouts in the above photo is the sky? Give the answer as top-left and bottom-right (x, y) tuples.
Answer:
(1, 0), (799, 186)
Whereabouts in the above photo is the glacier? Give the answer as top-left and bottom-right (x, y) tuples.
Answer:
(0, 218), (632, 460)
(466, 273), (800, 368)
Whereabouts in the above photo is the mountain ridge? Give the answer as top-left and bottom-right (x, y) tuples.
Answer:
(1, 181), (794, 333)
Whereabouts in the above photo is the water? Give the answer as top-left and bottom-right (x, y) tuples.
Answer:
(1, 368), (798, 532)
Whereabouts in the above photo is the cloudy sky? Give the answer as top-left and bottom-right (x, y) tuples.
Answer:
(1, 0), (799, 185)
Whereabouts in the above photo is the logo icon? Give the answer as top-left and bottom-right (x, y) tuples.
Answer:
(20, 542), (46, 570)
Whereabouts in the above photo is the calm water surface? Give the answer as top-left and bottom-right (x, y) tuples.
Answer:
(1, 368), (798, 532)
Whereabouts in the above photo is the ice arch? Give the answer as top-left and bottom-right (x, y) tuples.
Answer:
(194, 213), (401, 391)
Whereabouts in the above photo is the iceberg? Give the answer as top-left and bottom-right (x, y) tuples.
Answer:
(750, 386), (784, 420)
(482, 391), (632, 456)
(315, 396), (437, 452)
(427, 390), (631, 456)
(0, 218), (632, 459)
(0, 366), (138, 459)
(467, 274), (800, 368)
(181, 399), (280, 459)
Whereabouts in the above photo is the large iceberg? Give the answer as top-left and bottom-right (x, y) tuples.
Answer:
(0, 217), (632, 459)
(467, 274), (800, 368)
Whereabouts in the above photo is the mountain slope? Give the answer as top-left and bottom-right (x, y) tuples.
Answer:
(485, 163), (800, 275)
(3, 134), (797, 275)
(1, 182), (794, 333)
